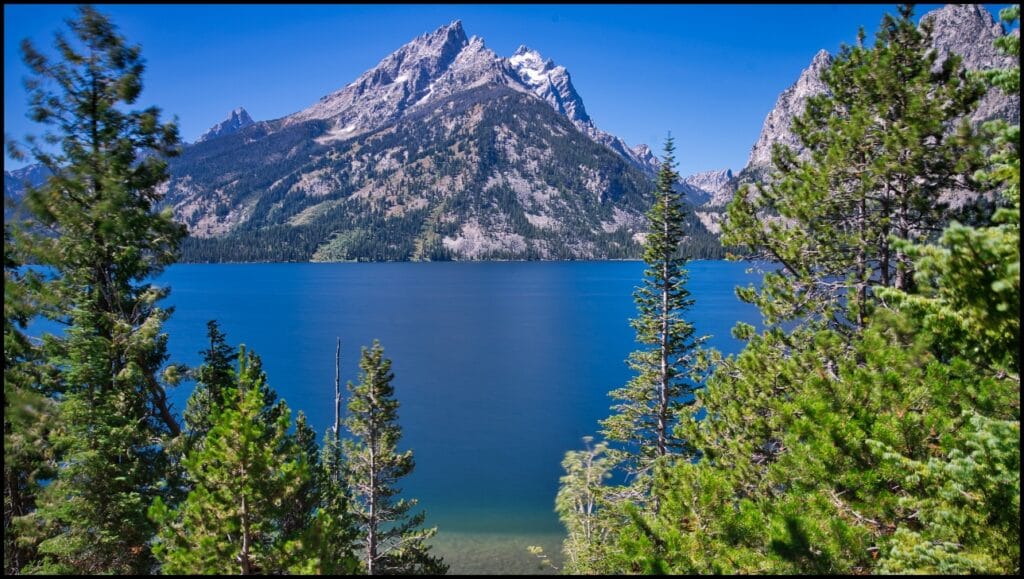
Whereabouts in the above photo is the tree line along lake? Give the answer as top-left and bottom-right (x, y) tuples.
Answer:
(139, 260), (760, 573)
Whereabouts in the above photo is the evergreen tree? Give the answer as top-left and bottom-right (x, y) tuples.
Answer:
(308, 430), (362, 575)
(342, 341), (447, 575)
(600, 136), (707, 477)
(183, 320), (236, 446)
(870, 6), (1020, 571)
(7, 5), (186, 572)
(149, 346), (316, 574)
(722, 4), (985, 332)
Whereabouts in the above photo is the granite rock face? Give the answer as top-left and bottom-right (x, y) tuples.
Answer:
(744, 49), (832, 176)
(923, 3), (1020, 126)
(683, 168), (735, 207)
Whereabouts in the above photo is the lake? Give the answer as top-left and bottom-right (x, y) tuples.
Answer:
(148, 260), (761, 573)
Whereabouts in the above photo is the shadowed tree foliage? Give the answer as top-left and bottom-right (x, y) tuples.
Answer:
(3, 227), (57, 575)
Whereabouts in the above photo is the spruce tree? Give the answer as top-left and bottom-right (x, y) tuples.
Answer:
(7, 5), (186, 573)
(342, 341), (447, 575)
(600, 136), (707, 477)
(149, 346), (315, 574)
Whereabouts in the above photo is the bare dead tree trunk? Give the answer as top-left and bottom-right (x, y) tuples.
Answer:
(367, 382), (378, 575)
(657, 202), (670, 461)
(333, 337), (341, 448)
(239, 493), (252, 575)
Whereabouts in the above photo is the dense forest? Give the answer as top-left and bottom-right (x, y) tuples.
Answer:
(4, 3), (1019, 576)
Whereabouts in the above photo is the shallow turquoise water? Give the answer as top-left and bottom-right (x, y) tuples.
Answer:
(146, 261), (760, 573)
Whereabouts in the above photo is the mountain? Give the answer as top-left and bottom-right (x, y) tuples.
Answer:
(161, 21), (721, 262)
(683, 169), (735, 207)
(680, 3), (1019, 223)
(4, 164), (50, 200)
(4, 164), (51, 220)
(923, 3), (1020, 126)
(7, 21), (690, 262)
(196, 107), (255, 143)
(739, 4), (1018, 181)
(743, 49), (832, 180)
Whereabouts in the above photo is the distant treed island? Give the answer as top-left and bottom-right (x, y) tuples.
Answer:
(4, 3), (1020, 576)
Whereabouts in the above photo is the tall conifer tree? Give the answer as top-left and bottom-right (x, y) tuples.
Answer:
(723, 4), (986, 332)
(8, 5), (185, 572)
(600, 136), (706, 477)
(342, 341), (447, 575)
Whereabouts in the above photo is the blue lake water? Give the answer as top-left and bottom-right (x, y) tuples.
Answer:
(49, 260), (763, 573)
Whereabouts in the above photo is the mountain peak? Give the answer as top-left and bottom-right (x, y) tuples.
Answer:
(922, 3), (1019, 125)
(683, 168), (736, 207)
(508, 45), (589, 124)
(279, 21), (650, 172)
(426, 19), (467, 46)
(743, 3), (1019, 176)
(810, 49), (831, 67)
(196, 106), (255, 143)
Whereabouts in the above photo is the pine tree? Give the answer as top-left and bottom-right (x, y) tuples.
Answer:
(342, 341), (447, 575)
(600, 136), (707, 477)
(722, 4), (986, 332)
(149, 346), (315, 574)
(870, 6), (1020, 571)
(7, 5), (186, 572)
(183, 320), (236, 446)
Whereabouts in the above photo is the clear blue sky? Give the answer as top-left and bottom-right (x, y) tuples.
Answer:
(4, 4), (1012, 176)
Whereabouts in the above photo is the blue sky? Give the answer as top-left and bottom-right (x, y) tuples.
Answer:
(4, 4), (1013, 176)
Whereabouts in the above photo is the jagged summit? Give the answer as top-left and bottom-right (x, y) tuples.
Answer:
(280, 20), (655, 171)
(508, 44), (590, 124)
(683, 169), (735, 207)
(196, 106), (255, 143)
(284, 19), (515, 138)
(809, 48), (830, 67)
(744, 49), (831, 171)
